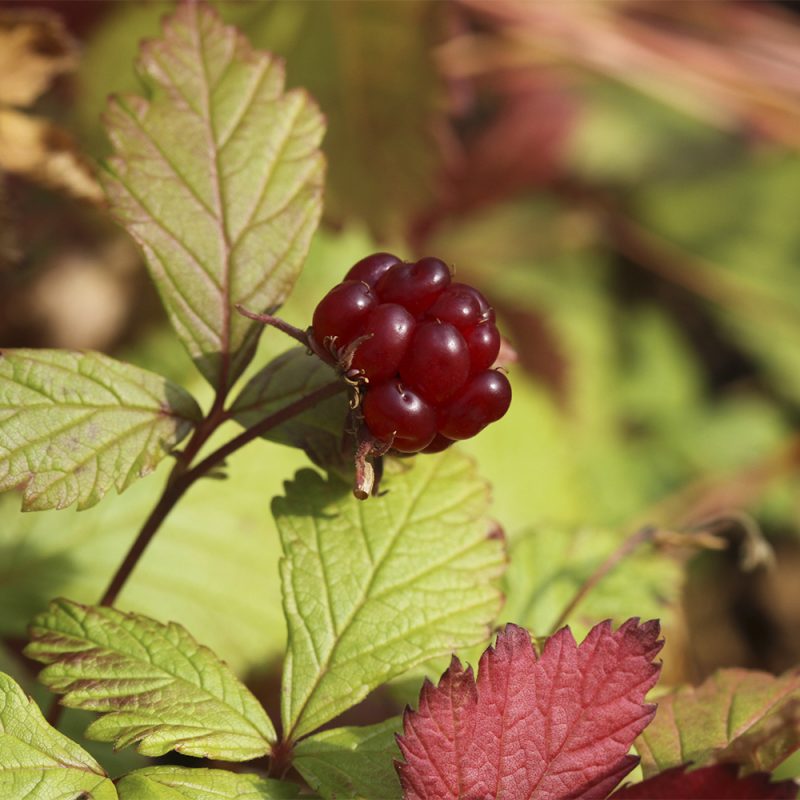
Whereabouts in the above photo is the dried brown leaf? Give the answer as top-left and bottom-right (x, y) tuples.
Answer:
(0, 10), (77, 107)
(0, 109), (102, 203)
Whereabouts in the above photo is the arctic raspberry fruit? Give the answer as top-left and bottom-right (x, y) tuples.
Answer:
(362, 380), (437, 453)
(399, 321), (470, 404)
(311, 280), (376, 354)
(350, 304), (416, 383)
(311, 253), (511, 453)
(439, 370), (512, 440)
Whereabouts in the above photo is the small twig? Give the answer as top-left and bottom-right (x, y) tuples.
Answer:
(549, 525), (659, 634)
(235, 304), (309, 347)
(99, 379), (346, 608)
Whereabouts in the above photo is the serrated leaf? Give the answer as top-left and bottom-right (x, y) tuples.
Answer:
(294, 718), (402, 800)
(116, 767), (299, 800)
(25, 599), (275, 760)
(637, 668), (800, 777)
(397, 620), (662, 800)
(0, 349), (200, 511)
(231, 347), (348, 473)
(611, 764), (797, 799)
(103, 1), (324, 390)
(274, 450), (506, 741)
(0, 671), (118, 800)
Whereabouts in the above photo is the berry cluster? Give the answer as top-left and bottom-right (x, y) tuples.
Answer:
(312, 253), (511, 454)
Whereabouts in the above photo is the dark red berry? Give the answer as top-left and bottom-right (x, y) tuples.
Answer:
(350, 304), (416, 383)
(421, 433), (456, 454)
(345, 252), (402, 287)
(376, 257), (451, 316)
(399, 320), (470, 404)
(362, 380), (437, 453)
(465, 321), (501, 372)
(427, 286), (482, 331)
(312, 281), (377, 351)
(451, 282), (495, 323)
(438, 370), (511, 440)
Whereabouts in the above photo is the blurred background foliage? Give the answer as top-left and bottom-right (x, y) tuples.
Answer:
(3, 0), (800, 763)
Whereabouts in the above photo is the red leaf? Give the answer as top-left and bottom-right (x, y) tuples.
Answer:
(397, 619), (662, 800)
(612, 764), (797, 799)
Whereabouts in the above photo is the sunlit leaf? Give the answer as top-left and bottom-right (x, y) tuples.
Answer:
(275, 450), (506, 740)
(294, 718), (402, 800)
(637, 668), (800, 777)
(0, 348), (200, 511)
(0, 671), (118, 800)
(25, 599), (276, 760)
(397, 620), (662, 800)
(103, 1), (324, 390)
(117, 767), (299, 800)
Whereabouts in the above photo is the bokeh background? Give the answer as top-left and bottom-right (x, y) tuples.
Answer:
(2, 0), (800, 778)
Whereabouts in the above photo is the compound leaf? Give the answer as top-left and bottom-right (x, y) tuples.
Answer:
(103, 1), (324, 391)
(397, 620), (662, 800)
(25, 599), (275, 760)
(637, 668), (800, 777)
(0, 671), (118, 800)
(294, 718), (402, 800)
(117, 767), (299, 800)
(0, 348), (200, 511)
(274, 450), (506, 740)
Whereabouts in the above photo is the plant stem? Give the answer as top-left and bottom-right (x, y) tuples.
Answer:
(98, 378), (345, 608)
(549, 525), (658, 635)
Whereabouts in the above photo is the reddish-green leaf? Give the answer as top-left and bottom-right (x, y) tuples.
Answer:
(397, 619), (662, 800)
(103, 2), (324, 391)
(636, 668), (800, 777)
(612, 764), (796, 799)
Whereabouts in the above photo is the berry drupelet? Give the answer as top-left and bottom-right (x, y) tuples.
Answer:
(311, 252), (511, 453)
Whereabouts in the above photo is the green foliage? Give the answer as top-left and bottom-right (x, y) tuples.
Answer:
(637, 668), (800, 776)
(240, 0), (443, 238)
(232, 347), (349, 474)
(103, 2), (325, 390)
(294, 718), (402, 800)
(0, 671), (118, 800)
(503, 525), (682, 639)
(0, 437), (290, 674)
(116, 767), (300, 800)
(0, 349), (200, 511)
(25, 599), (275, 760)
(274, 451), (505, 740)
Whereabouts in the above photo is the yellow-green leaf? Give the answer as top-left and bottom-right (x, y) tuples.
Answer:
(25, 599), (275, 760)
(103, 2), (324, 390)
(0, 349), (200, 511)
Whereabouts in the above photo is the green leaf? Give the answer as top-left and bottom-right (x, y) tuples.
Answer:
(231, 347), (348, 473)
(0, 671), (118, 800)
(0, 349), (200, 511)
(637, 668), (800, 777)
(274, 450), (506, 740)
(103, 2), (325, 391)
(502, 525), (683, 640)
(117, 767), (299, 800)
(25, 599), (276, 760)
(294, 718), (402, 800)
(242, 0), (443, 239)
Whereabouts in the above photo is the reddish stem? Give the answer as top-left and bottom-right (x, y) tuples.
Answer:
(98, 379), (345, 608)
